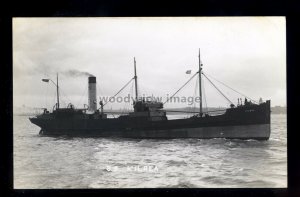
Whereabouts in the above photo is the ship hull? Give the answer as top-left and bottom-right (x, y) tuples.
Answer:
(29, 118), (271, 140)
(36, 124), (270, 140)
(29, 101), (271, 140)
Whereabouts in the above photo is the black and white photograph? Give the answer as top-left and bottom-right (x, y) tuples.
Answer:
(13, 17), (286, 188)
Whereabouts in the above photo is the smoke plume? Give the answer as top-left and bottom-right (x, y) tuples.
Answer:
(62, 69), (94, 77)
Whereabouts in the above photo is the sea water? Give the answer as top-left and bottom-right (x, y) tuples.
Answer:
(13, 114), (287, 188)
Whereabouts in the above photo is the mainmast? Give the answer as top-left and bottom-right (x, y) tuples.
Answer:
(56, 73), (60, 109)
(198, 49), (203, 117)
(134, 57), (138, 101)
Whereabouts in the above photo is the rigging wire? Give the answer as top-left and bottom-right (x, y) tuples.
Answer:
(49, 75), (72, 107)
(96, 76), (104, 96)
(164, 72), (198, 105)
(58, 88), (72, 107)
(192, 75), (199, 114)
(122, 80), (134, 113)
(102, 77), (134, 107)
(204, 72), (258, 103)
(202, 73), (234, 105)
(128, 80), (134, 110)
(42, 73), (55, 110)
(45, 73), (59, 108)
(44, 80), (49, 109)
(96, 83), (102, 105)
(202, 76), (208, 113)
(137, 78), (141, 99)
(78, 83), (88, 108)
(52, 85), (56, 110)
(46, 83), (50, 109)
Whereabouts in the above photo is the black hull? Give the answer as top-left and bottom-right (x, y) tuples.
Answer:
(37, 123), (270, 140)
(29, 101), (271, 140)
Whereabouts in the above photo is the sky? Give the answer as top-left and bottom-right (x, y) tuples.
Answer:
(13, 17), (286, 110)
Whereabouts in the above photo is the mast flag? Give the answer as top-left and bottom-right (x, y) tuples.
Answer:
(42, 79), (49, 82)
(186, 70), (192, 74)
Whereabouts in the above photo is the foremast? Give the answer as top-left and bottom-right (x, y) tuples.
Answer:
(198, 49), (203, 117)
(134, 57), (138, 101)
(56, 73), (60, 109)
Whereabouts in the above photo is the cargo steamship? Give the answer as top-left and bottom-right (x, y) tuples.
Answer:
(29, 50), (271, 140)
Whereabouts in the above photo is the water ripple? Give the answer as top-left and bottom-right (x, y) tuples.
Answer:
(13, 114), (287, 188)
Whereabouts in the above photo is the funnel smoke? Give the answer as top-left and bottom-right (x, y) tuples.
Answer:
(62, 69), (94, 77)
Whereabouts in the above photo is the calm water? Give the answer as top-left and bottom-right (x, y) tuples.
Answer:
(13, 114), (287, 188)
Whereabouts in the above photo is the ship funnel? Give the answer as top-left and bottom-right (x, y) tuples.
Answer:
(88, 76), (97, 112)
